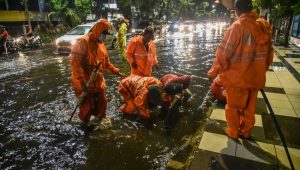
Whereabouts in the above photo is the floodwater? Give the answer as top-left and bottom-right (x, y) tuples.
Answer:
(0, 21), (227, 169)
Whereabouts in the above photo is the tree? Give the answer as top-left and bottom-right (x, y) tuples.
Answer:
(75, 0), (93, 21)
(120, 0), (219, 21)
(252, 0), (274, 15)
(93, 0), (104, 19)
(118, 0), (141, 20)
(271, 0), (300, 47)
(22, 0), (32, 29)
(121, 0), (142, 7)
(120, 0), (159, 19)
(253, 0), (300, 47)
(46, 0), (92, 27)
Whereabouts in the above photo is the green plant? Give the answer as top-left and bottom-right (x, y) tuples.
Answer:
(46, 0), (92, 27)
(119, 0), (218, 21)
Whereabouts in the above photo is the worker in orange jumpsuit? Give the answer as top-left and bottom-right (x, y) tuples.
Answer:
(160, 74), (192, 107)
(207, 0), (273, 139)
(70, 19), (124, 123)
(160, 74), (192, 128)
(118, 75), (163, 119)
(126, 26), (158, 76)
(210, 75), (226, 102)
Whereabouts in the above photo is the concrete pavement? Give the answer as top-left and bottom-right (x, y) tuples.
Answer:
(189, 45), (300, 170)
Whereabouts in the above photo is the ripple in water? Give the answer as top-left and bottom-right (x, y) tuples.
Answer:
(0, 21), (227, 169)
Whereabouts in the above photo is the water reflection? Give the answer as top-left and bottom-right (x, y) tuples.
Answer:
(0, 21), (227, 169)
(16, 52), (28, 65)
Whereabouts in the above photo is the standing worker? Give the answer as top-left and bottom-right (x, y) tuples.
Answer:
(126, 26), (159, 76)
(207, 0), (273, 139)
(0, 25), (8, 55)
(70, 19), (124, 123)
(117, 16), (129, 61)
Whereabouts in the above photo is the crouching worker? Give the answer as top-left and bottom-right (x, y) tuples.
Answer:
(118, 75), (163, 119)
(210, 75), (226, 102)
(70, 19), (123, 124)
(161, 74), (192, 107)
(160, 74), (192, 127)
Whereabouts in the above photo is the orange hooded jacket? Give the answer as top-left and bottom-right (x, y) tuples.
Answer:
(118, 75), (162, 118)
(70, 19), (120, 94)
(208, 12), (273, 89)
(160, 74), (192, 106)
(161, 74), (191, 89)
(126, 36), (158, 76)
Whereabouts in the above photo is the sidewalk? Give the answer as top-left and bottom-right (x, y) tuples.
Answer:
(189, 46), (300, 170)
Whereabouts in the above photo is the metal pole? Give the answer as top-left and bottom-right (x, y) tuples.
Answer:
(24, 0), (32, 29)
(68, 104), (78, 122)
(260, 89), (295, 170)
(5, 0), (9, 10)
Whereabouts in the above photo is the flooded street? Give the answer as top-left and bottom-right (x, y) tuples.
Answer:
(0, 22), (227, 169)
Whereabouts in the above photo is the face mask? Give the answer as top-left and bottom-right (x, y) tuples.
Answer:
(99, 34), (106, 42)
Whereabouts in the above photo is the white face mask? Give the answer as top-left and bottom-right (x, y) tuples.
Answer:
(99, 34), (106, 42)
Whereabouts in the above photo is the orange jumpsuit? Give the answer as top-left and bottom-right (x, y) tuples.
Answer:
(70, 19), (120, 122)
(118, 75), (162, 119)
(160, 74), (192, 106)
(210, 76), (226, 102)
(126, 36), (158, 76)
(208, 12), (273, 138)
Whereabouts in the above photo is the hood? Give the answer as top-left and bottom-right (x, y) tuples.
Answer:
(180, 75), (191, 89)
(239, 12), (272, 44)
(89, 19), (111, 41)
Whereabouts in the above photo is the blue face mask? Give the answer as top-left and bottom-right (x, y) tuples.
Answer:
(99, 34), (106, 42)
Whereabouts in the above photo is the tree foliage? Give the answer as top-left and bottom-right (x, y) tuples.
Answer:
(46, 0), (92, 27)
(252, 0), (300, 47)
(120, 0), (218, 20)
(252, 0), (300, 18)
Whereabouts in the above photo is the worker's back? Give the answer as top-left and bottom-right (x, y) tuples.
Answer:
(217, 12), (273, 89)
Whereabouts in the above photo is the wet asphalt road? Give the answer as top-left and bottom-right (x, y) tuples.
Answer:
(0, 21), (227, 169)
